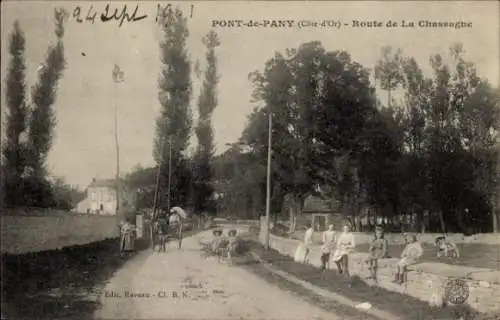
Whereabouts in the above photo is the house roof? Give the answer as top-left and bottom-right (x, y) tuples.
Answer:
(88, 178), (119, 189)
(303, 195), (340, 213)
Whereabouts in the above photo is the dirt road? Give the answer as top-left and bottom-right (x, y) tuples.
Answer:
(94, 229), (349, 320)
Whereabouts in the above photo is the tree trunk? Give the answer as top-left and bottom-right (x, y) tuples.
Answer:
(493, 209), (498, 233)
(288, 198), (295, 233)
(493, 188), (499, 233)
(288, 195), (303, 233)
(415, 210), (422, 233)
(388, 89), (392, 109)
(421, 210), (428, 233)
(252, 189), (261, 220)
(455, 206), (468, 234)
(438, 210), (446, 234)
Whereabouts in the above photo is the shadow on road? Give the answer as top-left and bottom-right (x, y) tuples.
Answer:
(1, 238), (150, 320)
(1, 227), (210, 320)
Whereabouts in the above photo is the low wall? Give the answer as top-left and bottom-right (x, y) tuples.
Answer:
(289, 230), (500, 245)
(264, 231), (500, 314)
(1, 208), (119, 254)
(213, 219), (259, 226)
(214, 224), (251, 234)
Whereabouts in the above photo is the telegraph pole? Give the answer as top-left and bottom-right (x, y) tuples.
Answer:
(112, 64), (124, 228)
(167, 136), (173, 213)
(264, 107), (272, 250)
(494, 128), (500, 233)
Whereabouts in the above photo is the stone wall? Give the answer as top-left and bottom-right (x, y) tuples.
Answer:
(1, 208), (119, 254)
(289, 230), (500, 245)
(213, 219), (259, 226)
(261, 220), (500, 314)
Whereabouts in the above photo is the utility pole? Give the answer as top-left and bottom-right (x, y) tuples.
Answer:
(264, 107), (272, 250)
(494, 127), (500, 233)
(112, 64), (124, 225)
(167, 136), (173, 213)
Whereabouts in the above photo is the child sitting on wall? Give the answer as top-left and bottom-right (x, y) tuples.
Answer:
(320, 224), (336, 271)
(211, 229), (225, 257)
(435, 236), (460, 259)
(393, 233), (423, 285)
(226, 229), (241, 262)
(365, 225), (388, 280)
(331, 223), (356, 277)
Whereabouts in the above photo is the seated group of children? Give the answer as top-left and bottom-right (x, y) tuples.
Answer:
(317, 224), (459, 285)
(211, 229), (240, 262)
(365, 229), (459, 284)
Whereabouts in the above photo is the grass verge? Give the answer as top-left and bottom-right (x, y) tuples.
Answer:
(1, 227), (208, 320)
(241, 254), (381, 319)
(199, 234), (379, 319)
(244, 237), (500, 320)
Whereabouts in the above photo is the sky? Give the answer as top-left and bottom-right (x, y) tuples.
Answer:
(1, 1), (499, 189)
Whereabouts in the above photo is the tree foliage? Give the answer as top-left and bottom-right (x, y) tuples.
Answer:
(27, 8), (67, 178)
(220, 41), (498, 234)
(244, 42), (389, 231)
(154, 5), (193, 210)
(192, 31), (220, 215)
(123, 164), (158, 210)
(378, 44), (499, 233)
(51, 176), (85, 210)
(212, 144), (266, 219)
(3, 10), (68, 209)
(3, 21), (29, 206)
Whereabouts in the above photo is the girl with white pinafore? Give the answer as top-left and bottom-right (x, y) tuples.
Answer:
(331, 224), (356, 276)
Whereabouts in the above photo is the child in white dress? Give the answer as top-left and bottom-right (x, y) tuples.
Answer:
(303, 223), (314, 264)
(393, 233), (423, 284)
(332, 224), (356, 276)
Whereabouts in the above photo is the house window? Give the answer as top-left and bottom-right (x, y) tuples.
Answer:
(91, 192), (96, 201)
(100, 204), (104, 211)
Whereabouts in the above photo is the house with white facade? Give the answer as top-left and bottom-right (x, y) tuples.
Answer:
(76, 178), (135, 215)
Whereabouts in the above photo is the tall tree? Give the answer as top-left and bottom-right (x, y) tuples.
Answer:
(123, 164), (158, 210)
(26, 8), (67, 178)
(3, 21), (29, 206)
(212, 144), (266, 219)
(155, 6), (193, 210)
(389, 44), (498, 233)
(192, 31), (220, 215)
(247, 42), (381, 232)
(374, 46), (404, 109)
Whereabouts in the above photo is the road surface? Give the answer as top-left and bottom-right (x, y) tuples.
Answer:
(94, 229), (347, 320)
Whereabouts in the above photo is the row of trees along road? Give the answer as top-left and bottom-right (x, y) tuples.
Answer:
(125, 6), (221, 223)
(4, 6), (497, 234)
(3, 9), (85, 210)
(213, 42), (499, 234)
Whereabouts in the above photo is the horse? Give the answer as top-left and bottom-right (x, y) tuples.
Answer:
(152, 219), (168, 252)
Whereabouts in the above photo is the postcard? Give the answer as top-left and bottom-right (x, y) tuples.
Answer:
(1, 1), (499, 319)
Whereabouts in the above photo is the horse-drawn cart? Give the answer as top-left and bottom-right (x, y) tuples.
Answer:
(151, 207), (187, 252)
(169, 221), (183, 249)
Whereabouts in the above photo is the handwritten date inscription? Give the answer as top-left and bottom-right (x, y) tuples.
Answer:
(72, 4), (193, 27)
(73, 4), (147, 27)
